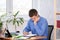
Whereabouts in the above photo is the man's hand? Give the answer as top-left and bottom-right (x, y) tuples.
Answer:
(34, 20), (37, 25)
(23, 32), (29, 36)
(34, 18), (39, 25)
(34, 17), (40, 25)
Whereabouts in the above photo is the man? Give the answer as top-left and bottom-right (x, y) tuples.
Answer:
(23, 9), (48, 40)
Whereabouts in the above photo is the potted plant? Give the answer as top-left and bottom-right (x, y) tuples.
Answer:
(0, 11), (24, 36)
(7, 11), (24, 33)
(12, 11), (24, 33)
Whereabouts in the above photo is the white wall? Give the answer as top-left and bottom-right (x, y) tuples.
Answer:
(6, 0), (13, 16)
(56, 0), (60, 12)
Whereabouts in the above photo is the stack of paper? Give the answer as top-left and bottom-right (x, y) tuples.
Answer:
(13, 34), (37, 39)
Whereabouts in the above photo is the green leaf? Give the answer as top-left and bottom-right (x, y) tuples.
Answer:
(17, 21), (19, 26)
(19, 21), (23, 25)
(12, 18), (16, 25)
(6, 20), (9, 22)
(1, 13), (7, 18)
(0, 22), (2, 27)
(8, 20), (13, 23)
(14, 11), (19, 17)
(19, 18), (24, 23)
(13, 21), (15, 25)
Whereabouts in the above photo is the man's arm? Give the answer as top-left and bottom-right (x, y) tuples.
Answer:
(30, 36), (47, 39)
(23, 21), (31, 36)
(34, 20), (48, 36)
(23, 31), (29, 36)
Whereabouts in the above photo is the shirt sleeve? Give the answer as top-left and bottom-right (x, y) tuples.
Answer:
(34, 20), (48, 36)
(23, 21), (31, 32)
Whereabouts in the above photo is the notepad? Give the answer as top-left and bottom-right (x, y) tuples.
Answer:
(14, 34), (37, 39)
(24, 34), (37, 37)
(15, 36), (30, 39)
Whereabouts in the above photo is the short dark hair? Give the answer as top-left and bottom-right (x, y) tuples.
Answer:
(29, 9), (38, 17)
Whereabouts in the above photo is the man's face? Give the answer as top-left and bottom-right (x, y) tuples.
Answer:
(30, 16), (37, 21)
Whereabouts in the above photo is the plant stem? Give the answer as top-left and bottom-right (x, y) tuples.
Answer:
(15, 24), (16, 33)
(6, 22), (8, 29)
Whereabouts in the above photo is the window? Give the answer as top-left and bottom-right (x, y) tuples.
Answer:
(0, 0), (6, 16)
(13, 0), (32, 15)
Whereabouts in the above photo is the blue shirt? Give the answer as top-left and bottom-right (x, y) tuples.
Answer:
(23, 16), (48, 40)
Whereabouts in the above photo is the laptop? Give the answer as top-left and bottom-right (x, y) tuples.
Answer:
(5, 29), (12, 37)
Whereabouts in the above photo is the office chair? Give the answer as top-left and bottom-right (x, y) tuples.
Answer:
(48, 25), (54, 40)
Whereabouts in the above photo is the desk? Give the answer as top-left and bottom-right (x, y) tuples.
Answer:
(13, 36), (47, 40)
(0, 37), (12, 40)
(30, 36), (47, 39)
(0, 36), (47, 40)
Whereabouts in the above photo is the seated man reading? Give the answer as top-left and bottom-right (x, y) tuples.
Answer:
(23, 9), (48, 40)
